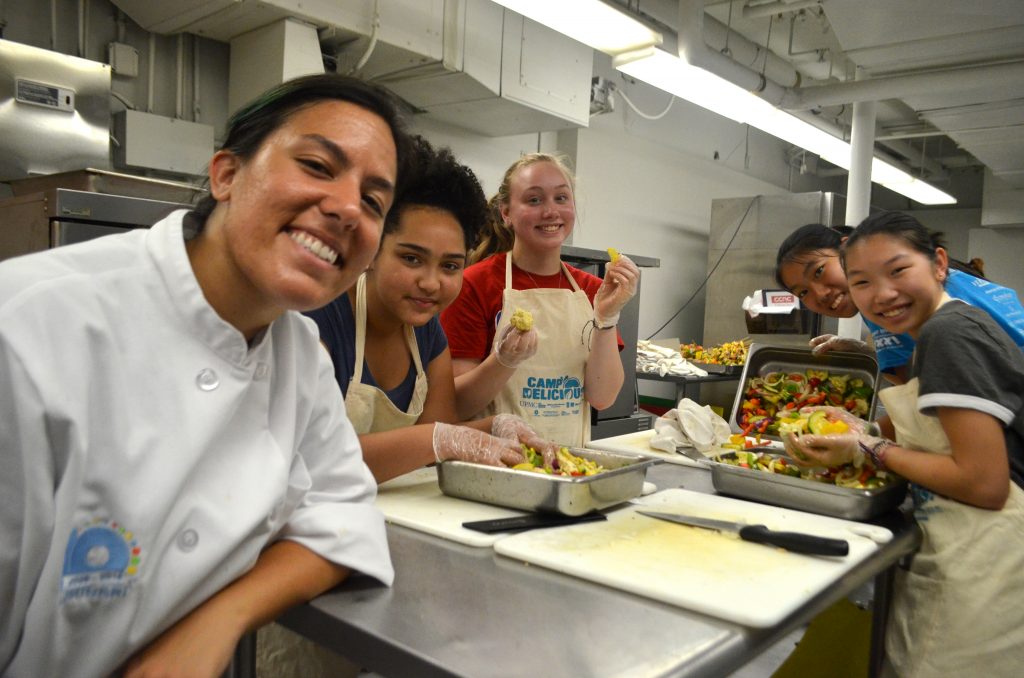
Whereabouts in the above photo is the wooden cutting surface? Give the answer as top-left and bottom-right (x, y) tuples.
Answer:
(494, 488), (890, 627)
(374, 467), (527, 547)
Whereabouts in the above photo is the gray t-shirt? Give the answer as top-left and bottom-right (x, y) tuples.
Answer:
(913, 300), (1024, 489)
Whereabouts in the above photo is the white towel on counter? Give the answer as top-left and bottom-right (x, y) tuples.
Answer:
(650, 398), (732, 454)
(636, 340), (708, 377)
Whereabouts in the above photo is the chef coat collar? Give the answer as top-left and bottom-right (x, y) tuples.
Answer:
(148, 209), (272, 366)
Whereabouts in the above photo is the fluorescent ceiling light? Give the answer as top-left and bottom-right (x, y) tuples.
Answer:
(614, 48), (955, 205)
(490, 0), (662, 55)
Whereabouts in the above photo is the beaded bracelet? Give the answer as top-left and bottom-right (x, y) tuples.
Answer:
(859, 438), (894, 469)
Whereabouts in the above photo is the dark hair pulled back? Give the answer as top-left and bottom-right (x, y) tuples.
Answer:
(193, 73), (411, 221)
(774, 223), (854, 289)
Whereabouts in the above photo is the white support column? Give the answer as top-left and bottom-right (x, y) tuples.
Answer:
(839, 69), (877, 339)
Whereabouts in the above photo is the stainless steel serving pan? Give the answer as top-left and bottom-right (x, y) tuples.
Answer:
(710, 451), (907, 520)
(437, 449), (658, 516)
(728, 343), (881, 439)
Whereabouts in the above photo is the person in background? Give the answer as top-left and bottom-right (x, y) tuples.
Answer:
(441, 153), (639, 447)
(305, 136), (551, 484)
(784, 211), (1024, 676)
(775, 219), (1024, 384)
(0, 74), (405, 678)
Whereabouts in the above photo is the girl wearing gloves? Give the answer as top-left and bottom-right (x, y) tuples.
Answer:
(785, 211), (1024, 677)
(0, 75), (403, 678)
(305, 136), (547, 483)
(775, 220), (1024, 383)
(441, 153), (639, 447)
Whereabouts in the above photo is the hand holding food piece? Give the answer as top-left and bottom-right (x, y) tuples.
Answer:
(800, 406), (877, 435)
(607, 247), (621, 263)
(594, 253), (639, 327)
(493, 319), (538, 368)
(809, 334), (873, 356)
(433, 422), (526, 467)
(509, 307), (534, 331)
(491, 413), (558, 468)
(783, 430), (860, 467)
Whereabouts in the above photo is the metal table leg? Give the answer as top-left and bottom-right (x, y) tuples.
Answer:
(869, 567), (895, 677)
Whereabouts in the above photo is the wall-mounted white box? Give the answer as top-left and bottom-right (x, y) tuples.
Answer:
(107, 42), (139, 77)
(114, 110), (214, 176)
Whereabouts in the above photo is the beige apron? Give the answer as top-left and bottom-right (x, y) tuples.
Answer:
(343, 274), (428, 434)
(880, 297), (1024, 677)
(488, 256), (594, 447)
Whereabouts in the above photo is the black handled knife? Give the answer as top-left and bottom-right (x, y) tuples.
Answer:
(637, 510), (849, 557)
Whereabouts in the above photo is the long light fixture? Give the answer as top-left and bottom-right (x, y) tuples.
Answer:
(493, 1), (956, 205)
(615, 48), (956, 205)
(488, 0), (662, 55)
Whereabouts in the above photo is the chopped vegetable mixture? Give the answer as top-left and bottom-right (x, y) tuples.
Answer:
(719, 451), (894, 489)
(512, 445), (605, 477)
(739, 369), (873, 436)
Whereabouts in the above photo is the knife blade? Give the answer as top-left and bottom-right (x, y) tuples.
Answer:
(637, 510), (849, 557)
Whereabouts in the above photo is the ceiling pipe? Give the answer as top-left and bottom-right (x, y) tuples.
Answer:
(781, 60), (1024, 110)
(677, 0), (790, 105)
(743, 0), (821, 20)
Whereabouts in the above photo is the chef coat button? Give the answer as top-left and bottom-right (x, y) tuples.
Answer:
(196, 368), (219, 391)
(254, 363), (269, 380)
(177, 529), (199, 552)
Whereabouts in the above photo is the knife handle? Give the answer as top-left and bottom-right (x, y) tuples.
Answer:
(738, 525), (849, 557)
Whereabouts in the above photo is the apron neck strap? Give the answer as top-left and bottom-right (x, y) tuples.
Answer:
(352, 273), (423, 382)
(505, 254), (582, 292)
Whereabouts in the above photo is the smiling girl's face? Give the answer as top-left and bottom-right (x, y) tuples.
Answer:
(367, 205), (467, 328)
(843, 233), (948, 338)
(777, 248), (859, 318)
(501, 161), (576, 255)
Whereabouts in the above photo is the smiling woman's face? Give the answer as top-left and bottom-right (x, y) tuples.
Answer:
(196, 99), (397, 336)
(777, 248), (859, 318)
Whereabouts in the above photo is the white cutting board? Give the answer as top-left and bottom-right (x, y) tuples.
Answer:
(586, 429), (706, 468)
(494, 488), (891, 627)
(375, 467), (527, 548)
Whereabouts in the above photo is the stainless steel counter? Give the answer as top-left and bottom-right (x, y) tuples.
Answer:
(262, 463), (919, 678)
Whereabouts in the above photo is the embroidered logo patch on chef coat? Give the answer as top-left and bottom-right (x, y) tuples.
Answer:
(61, 518), (143, 603)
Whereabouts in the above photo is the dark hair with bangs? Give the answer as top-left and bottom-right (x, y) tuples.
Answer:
(384, 135), (488, 252)
(774, 223), (854, 289)
(193, 73), (411, 220)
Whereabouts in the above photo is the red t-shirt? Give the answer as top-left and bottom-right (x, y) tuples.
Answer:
(441, 252), (622, 360)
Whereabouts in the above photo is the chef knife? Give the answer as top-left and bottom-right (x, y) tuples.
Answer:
(637, 510), (849, 556)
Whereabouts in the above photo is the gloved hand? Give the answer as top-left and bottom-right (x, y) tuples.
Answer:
(491, 413), (559, 469)
(593, 254), (640, 328)
(432, 422), (526, 467)
(809, 334), (873, 356)
(798, 406), (880, 436)
(784, 430), (888, 468)
(493, 322), (538, 368)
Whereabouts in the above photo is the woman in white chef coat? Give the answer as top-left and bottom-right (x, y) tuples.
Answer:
(0, 74), (408, 678)
(441, 153), (640, 448)
(306, 136), (544, 483)
(785, 212), (1024, 676)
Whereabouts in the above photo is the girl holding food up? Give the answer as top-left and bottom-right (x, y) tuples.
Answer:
(775, 220), (1024, 384)
(785, 211), (1024, 676)
(305, 135), (553, 483)
(440, 153), (639, 447)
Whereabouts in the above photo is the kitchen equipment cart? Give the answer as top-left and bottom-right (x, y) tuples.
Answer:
(229, 461), (918, 678)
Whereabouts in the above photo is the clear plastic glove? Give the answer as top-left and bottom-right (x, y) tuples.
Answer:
(809, 334), (873, 356)
(593, 254), (640, 327)
(493, 322), (538, 368)
(432, 422), (525, 467)
(491, 413), (559, 469)
(784, 430), (886, 468)
(798, 406), (879, 436)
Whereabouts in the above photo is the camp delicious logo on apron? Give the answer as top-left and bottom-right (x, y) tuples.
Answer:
(344, 274), (427, 434)
(490, 257), (594, 447)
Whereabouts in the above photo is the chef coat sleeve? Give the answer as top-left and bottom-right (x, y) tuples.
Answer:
(279, 346), (394, 586)
(0, 335), (55, 669)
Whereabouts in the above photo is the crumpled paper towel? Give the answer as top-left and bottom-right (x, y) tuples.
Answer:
(650, 398), (732, 454)
(636, 340), (708, 377)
